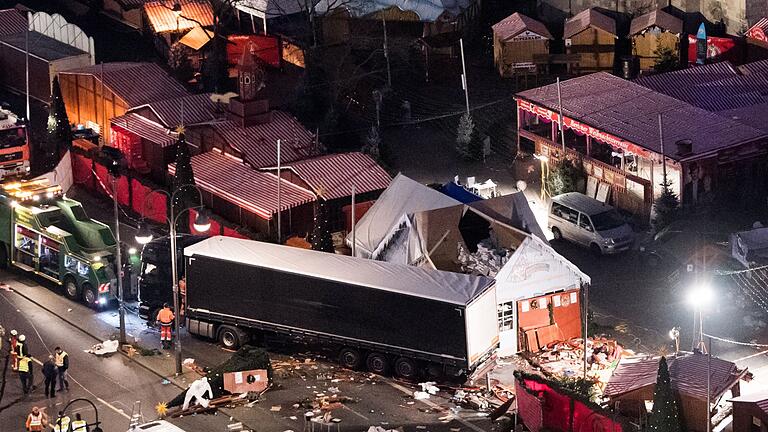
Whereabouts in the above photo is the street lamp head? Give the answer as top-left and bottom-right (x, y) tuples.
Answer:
(686, 284), (714, 309)
(193, 209), (211, 233)
(669, 327), (680, 340)
(135, 221), (154, 245)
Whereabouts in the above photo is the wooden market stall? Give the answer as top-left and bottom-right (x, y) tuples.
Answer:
(564, 8), (617, 73)
(491, 12), (553, 78)
(630, 9), (682, 72)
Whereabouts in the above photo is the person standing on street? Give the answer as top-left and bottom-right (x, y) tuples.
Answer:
(18, 354), (32, 395)
(70, 413), (88, 432)
(42, 355), (57, 398)
(157, 303), (175, 349)
(25, 406), (48, 432)
(9, 329), (19, 370)
(52, 410), (71, 432)
(15, 334), (29, 369)
(54, 346), (69, 391)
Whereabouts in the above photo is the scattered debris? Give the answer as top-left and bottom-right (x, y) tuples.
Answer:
(413, 391), (430, 400)
(419, 382), (439, 395)
(85, 339), (119, 356)
(0, 283), (12, 292)
(270, 406), (282, 412)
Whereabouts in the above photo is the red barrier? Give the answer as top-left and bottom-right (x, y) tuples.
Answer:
(94, 163), (110, 196)
(222, 226), (247, 239)
(117, 175), (130, 207)
(72, 153), (93, 187)
(131, 180), (167, 223)
(131, 179), (147, 216)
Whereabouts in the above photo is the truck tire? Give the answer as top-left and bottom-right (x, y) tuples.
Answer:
(64, 276), (80, 300)
(82, 283), (97, 308)
(394, 357), (418, 380)
(338, 348), (362, 370)
(218, 326), (243, 350)
(366, 352), (389, 375)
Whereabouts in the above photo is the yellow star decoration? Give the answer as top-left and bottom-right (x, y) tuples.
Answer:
(175, 125), (185, 135)
(155, 402), (168, 417)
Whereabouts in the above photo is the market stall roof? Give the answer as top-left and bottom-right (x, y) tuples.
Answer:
(178, 26), (214, 51)
(739, 58), (768, 75)
(110, 113), (177, 147)
(235, 0), (307, 19)
(492, 12), (553, 40)
(0, 9), (28, 36)
(730, 390), (768, 415)
(261, 152), (391, 200)
(604, 353), (748, 401)
(143, 0), (214, 33)
(185, 235), (495, 305)
(629, 9), (682, 35)
(348, 174), (461, 257)
(516, 72), (766, 161)
(314, 0), (475, 22)
(168, 150), (316, 219)
(211, 112), (315, 168)
(129, 93), (220, 128)
(564, 8), (616, 39)
(468, 192), (547, 242)
(0, 31), (87, 61)
(60, 62), (189, 107)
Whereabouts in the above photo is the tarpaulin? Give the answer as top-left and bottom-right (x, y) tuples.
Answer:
(72, 153), (93, 188)
(687, 35), (742, 64)
(117, 175), (130, 207)
(227, 35), (280, 67)
(132, 180), (167, 223)
(222, 226), (248, 239)
(515, 379), (544, 432)
(94, 163), (111, 197)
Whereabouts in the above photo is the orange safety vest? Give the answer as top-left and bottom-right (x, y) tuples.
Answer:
(26, 412), (43, 431)
(157, 308), (175, 325)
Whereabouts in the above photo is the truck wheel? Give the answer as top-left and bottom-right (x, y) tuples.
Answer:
(218, 326), (242, 350)
(551, 227), (562, 241)
(425, 364), (444, 380)
(338, 348), (362, 370)
(64, 276), (80, 300)
(394, 357), (418, 380)
(82, 283), (97, 308)
(366, 352), (389, 375)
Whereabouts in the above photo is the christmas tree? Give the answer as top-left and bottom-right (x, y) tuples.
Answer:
(311, 196), (334, 253)
(653, 179), (680, 229)
(43, 76), (71, 170)
(648, 356), (682, 432)
(456, 113), (475, 160)
(172, 131), (196, 234)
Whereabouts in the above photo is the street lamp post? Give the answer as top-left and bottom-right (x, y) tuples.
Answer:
(135, 185), (210, 375)
(686, 283), (714, 432)
(57, 398), (103, 432)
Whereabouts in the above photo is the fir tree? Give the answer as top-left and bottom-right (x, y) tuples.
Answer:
(310, 197), (334, 253)
(648, 357), (682, 432)
(653, 179), (680, 229)
(43, 76), (71, 170)
(545, 158), (584, 196)
(362, 126), (381, 160)
(172, 132), (196, 234)
(456, 113), (474, 159)
(654, 46), (679, 73)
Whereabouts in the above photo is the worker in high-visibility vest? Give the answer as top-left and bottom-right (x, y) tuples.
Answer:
(70, 413), (88, 432)
(26, 406), (48, 432)
(18, 355), (32, 394)
(52, 411), (70, 432)
(157, 303), (175, 349)
(9, 329), (18, 371)
(54, 347), (69, 391)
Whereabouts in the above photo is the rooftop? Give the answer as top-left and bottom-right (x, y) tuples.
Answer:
(168, 150), (316, 219)
(211, 111), (316, 168)
(110, 113), (177, 147)
(314, 0), (475, 22)
(130, 93), (221, 128)
(730, 390), (768, 415)
(564, 8), (616, 39)
(629, 9), (682, 35)
(60, 62), (189, 107)
(0, 31), (87, 61)
(0, 9), (27, 37)
(143, 0), (214, 33)
(492, 12), (553, 41)
(516, 72), (765, 160)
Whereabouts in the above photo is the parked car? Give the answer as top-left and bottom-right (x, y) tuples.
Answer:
(639, 221), (728, 269)
(548, 192), (634, 255)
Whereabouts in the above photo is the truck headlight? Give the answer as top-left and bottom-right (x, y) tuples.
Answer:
(604, 238), (615, 245)
(98, 297), (107, 305)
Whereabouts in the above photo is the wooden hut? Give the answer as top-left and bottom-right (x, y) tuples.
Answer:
(564, 8), (617, 73)
(730, 391), (768, 432)
(492, 12), (553, 78)
(630, 9), (682, 72)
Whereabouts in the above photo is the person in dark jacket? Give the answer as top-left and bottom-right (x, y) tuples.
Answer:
(42, 355), (57, 398)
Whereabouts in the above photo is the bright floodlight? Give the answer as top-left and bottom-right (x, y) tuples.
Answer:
(193, 210), (211, 233)
(135, 222), (154, 245)
(686, 284), (714, 308)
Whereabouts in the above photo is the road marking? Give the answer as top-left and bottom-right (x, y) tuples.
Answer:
(384, 380), (487, 432)
(733, 349), (768, 363)
(342, 404), (370, 421)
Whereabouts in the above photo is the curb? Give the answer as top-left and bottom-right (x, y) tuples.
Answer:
(8, 285), (256, 428)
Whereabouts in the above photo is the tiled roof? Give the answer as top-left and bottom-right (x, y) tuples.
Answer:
(516, 72), (766, 161)
(564, 8), (616, 39)
(719, 103), (768, 133)
(264, 152), (391, 200)
(630, 9), (682, 35)
(144, 0), (214, 33)
(633, 62), (739, 103)
(131, 93), (220, 128)
(178, 26), (213, 51)
(211, 111), (316, 168)
(168, 150), (315, 219)
(117, 0), (151, 9)
(492, 12), (553, 41)
(0, 9), (27, 36)
(730, 390), (768, 415)
(739, 58), (768, 75)
(0, 31), (87, 61)
(59, 62), (189, 107)
(605, 353), (748, 401)
(111, 113), (177, 147)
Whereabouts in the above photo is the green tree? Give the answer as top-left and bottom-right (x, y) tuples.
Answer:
(545, 158), (584, 196)
(172, 132), (196, 234)
(456, 113), (475, 159)
(648, 357), (682, 432)
(654, 46), (679, 73)
(43, 76), (71, 170)
(310, 197), (334, 253)
(653, 179), (679, 229)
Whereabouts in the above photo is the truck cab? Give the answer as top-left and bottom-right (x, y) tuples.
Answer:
(0, 180), (121, 306)
(0, 108), (31, 179)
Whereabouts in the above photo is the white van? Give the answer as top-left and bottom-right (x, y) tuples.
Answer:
(548, 192), (634, 255)
(129, 421), (187, 432)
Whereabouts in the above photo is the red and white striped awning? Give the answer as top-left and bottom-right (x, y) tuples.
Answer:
(263, 152), (391, 200)
(144, 0), (214, 34)
(111, 113), (177, 147)
(168, 150), (316, 220)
